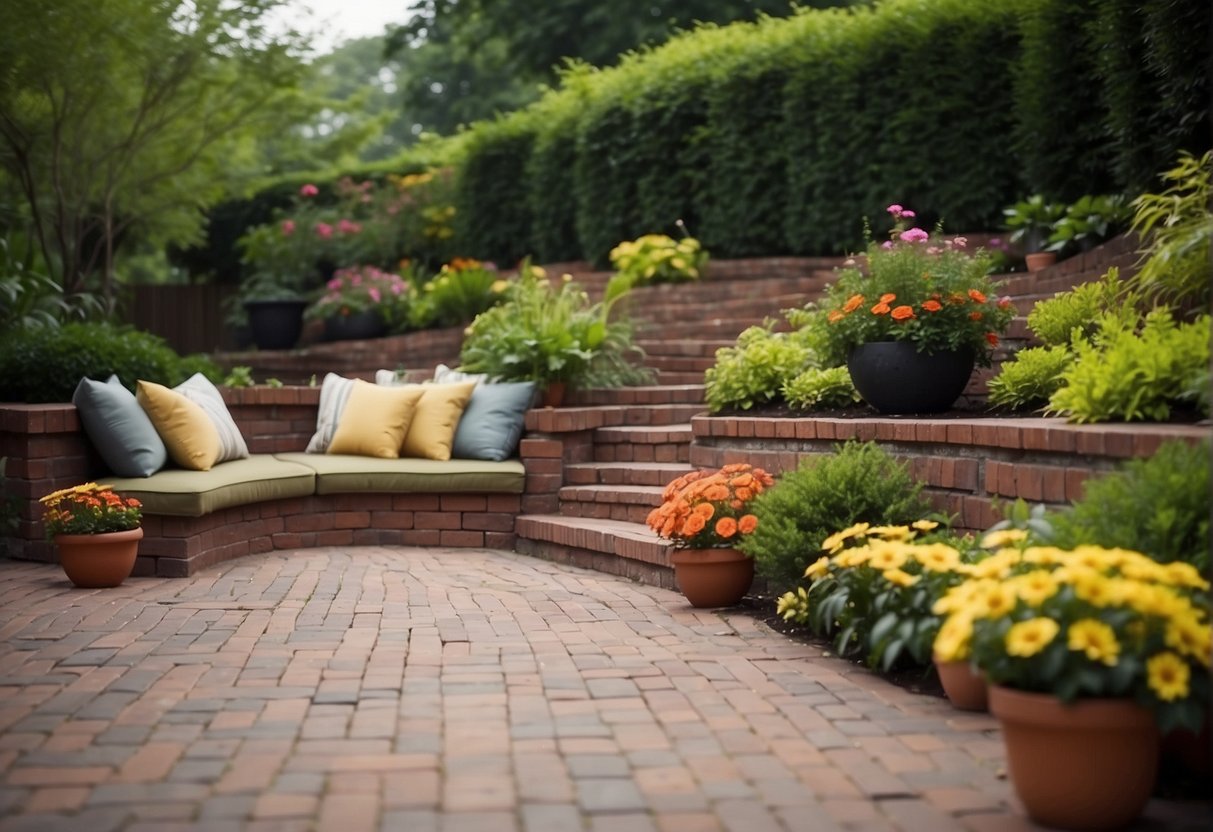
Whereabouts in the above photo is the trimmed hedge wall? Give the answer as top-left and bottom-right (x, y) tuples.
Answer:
(192, 0), (1211, 272)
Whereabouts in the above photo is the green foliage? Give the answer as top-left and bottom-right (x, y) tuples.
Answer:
(1051, 441), (1210, 571)
(452, 114), (538, 265)
(222, 367), (256, 388)
(0, 323), (221, 403)
(987, 346), (1073, 411)
(1026, 268), (1128, 347)
(1044, 194), (1132, 256)
(304, 266), (418, 331)
(704, 321), (817, 413)
(0, 238), (104, 329)
(737, 441), (932, 588)
(609, 229), (707, 286)
(1003, 194), (1066, 254)
(1128, 150), (1213, 309)
(1048, 311), (1211, 423)
(527, 87), (587, 263)
(783, 366), (860, 411)
(412, 260), (508, 329)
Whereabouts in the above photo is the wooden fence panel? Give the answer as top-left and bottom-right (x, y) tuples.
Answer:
(126, 284), (238, 354)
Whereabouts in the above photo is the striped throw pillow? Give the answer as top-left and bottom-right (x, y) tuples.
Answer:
(306, 373), (357, 453)
(175, 374), (249, 463)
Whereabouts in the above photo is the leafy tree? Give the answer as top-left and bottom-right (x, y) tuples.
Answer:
(0, 0), (312, 304)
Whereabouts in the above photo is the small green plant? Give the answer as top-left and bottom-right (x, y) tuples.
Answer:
(987, 345), (1073, 411)
(1048, 311), (1210, 423)
(609, 224), (708, 286)
(222, 366), (256, 388)
(0, 238), (105, 329)
(1050, 441), (1210, 572)
(265, 377), (284, 388)
(775, 521), (982, 670)
(1003, 195), (1065, 254)
(412, 258), (509, 328)
(1025, 268), (1131, 347)
(0, 323), (222, 403)
(783, 366), (860, 410)
(704, 320), (817, 413)
(1044, 194), (1132, 256)
(1128, 150), (1212, 309)
(737, 441), (933, 589)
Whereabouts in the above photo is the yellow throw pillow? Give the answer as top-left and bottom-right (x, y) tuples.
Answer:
(400, 382), (477, 461)
(327, 381), (425, 459)
(136, 380), (222, 471)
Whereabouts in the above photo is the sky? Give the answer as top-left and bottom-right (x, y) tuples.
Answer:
(279, 0), (411, 54)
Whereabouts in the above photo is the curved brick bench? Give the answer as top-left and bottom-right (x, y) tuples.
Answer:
(0, 388), (551, 577)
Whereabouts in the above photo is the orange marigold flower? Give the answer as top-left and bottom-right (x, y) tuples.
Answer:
(986, 332), (1000, 347)
(694, 503), (715, 520)
(879, 293), (896, 304)
(704, 484), (730, 502)
(842, 294), (865, 313)
(949, 292), (967, 304)
(970, 311), (984, 321)
(730, 473), (753, 488)
(738, 514), (758, 534)
(683, 514), (707, 535)
(828, 310), (844, 323)
(921, 300), (942, 312)
(715, 517), (738, 539)
(968, 289), (987, 303)
(734, 487), (753, 502)
(891, 305), (915, 321)
(871, 303), (891, 315)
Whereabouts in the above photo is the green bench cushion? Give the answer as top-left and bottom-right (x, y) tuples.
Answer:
(274, 452), (526, 495)
(106, 455), (317, 517)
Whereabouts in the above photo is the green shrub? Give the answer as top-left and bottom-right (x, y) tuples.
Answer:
(737, 441), (932, 589)
(704, 321), (816, 413)
(453, 114), (538, 265)
(1048, 311), (1210, 423)
(783, 366), (860, 411)
(987, 345), (1073, 411)
(527, 86), (586, 264)
(1128, 150), (1212, 309)
(413, 260), (507, 329)
(0, 323), (221, 403)
(609, 230), (707, 286)
(1050, 440), (1210, 571)
(1026, 268), (1128, 347)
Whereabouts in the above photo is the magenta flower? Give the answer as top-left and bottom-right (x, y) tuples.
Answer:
(281, 219), (296, 236)
(337, 219), (362, 235)
(391, 284), (403, 295)
(900, 209), (916, 218)
(314, 222), (333, 239)
(300, 183), (319, 198)
(326, 277), (341, 290)
(881, 240), (895, 250)
(887, 204), (904, 216)
(899, 227), (929, 244)
(368, 287), (381, 303)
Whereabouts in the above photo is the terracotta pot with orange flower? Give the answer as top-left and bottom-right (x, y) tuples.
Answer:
(40, 483), (144, 588)
(819, 204), (1015, 413)
(646, 463), (774, 607)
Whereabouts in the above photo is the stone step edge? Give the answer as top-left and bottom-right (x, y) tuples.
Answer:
(514, 515), (672, 567)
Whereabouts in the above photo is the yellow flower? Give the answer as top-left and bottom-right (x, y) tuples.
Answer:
(1006, 618), (1060, 657)
(1066, 619), (1121, 666)
(970, 551), (1018, 580)
(882, 568), (918, 587)
(912, 543), (961, 573)
(1009, 570), (1059, 607)
(868, 525), (913, 541)
(1127, 584), (1187, 619)
(490, 279), (509, 293)
(1068, 545), (1121, 572)
(1021, 546), (1068, 566)
(980, 529), (1027, 549)
(834, 547), (872, 568)
(970, 582), (1017, 619)
(1165, 616), (1212, 666)
(911, 519), (939, 531)
(804, 556), (830, 581)
(1068, 568), (1118, 607)
(1163, 561), (1211, 591)
(1146, 652), (1190, 701)
(933, 613), (974, 662)
(866, 543), (908, 571)
(822, 522), (870, 553)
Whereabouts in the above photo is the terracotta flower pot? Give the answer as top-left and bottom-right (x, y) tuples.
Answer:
(1024, 251), (1057, 271)
(989, 685), (1159, 831)
(669, 547), (754, 608)
(540, 382), (567, 408)
(934, 657), (988, 712)
(55, 527), (143, 588)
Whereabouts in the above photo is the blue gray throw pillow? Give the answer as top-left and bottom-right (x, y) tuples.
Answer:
(451, 382), (536, 461)
(72, 375), (168, 477)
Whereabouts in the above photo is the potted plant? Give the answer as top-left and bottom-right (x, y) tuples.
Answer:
(933, 545), (1210, 830)
(458, 260), (651, 406)
(1044, 194), (1131, 258)
(646, 463), (775, 607)
(40, 482), (144, 588)
(1003, 194), (1065, 270)
(305, 265), (415, 341)
(817, 203), (1015, 413)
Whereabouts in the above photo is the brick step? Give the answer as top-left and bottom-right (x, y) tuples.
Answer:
(514, 514), (672, 568)
(571, 385), (705, 406)
(637, 317), (772, 339)
(592, 424), (694, 463)
(626, 291), (814, 324)
(651, 370), (709, 386)
(643, 355), (717, 373)
(558, 483), (665, 524)
(635, 339), (735, 358)
(564, 461), (693, 487)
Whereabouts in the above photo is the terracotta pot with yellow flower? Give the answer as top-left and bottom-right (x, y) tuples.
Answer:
(646, 463), (774, 608)
(40, 483), (144, 588)
(819, 204), (1015, 414)
(933, 545), (1210, 831)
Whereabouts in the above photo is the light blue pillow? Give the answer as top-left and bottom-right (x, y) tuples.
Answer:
(451, 382), (536, 461)
(72, 375), (168, 477)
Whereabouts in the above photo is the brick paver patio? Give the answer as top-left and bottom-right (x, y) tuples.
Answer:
(0, 548), (1207, 831)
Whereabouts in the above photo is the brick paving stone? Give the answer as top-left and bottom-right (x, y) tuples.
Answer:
(1, 548), (1209, 832)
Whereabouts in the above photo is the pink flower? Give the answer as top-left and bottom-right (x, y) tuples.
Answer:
(391, 284), (403, 295)
(368, 287), (381, 303)
(989, 237), (1003, 248)
(326, 277), (342, 290)
(899, 227), (929, 244)
(300, 183), (319, 197)
(337, 219), (362, 235)
(281, 219), (296, 236)
(951, 236), (968, 249)
(881, 241), (894, 250)
(351, 273), (362, 286)
(900, 209), (916, 218)
(926, 246), (941, 255)
(314, 222), (333, 239)
(886, 204), (904, 216)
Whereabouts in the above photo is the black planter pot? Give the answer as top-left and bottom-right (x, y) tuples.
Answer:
(244, 299), (307, 351)
(323, 310), (387, 342)
(847, 342), (975, 414)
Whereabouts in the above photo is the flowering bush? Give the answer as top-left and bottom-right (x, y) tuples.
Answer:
(609, 226), (708, 286)
(819, 204), (1015, 367)
(775, 520), (981, 669)
(933, 541), (1211, 732)
(304, 265), (415, 330)
(646, 463), (775, 550)
(40, 483), (142, 538)
(413, 257), (509, 328)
